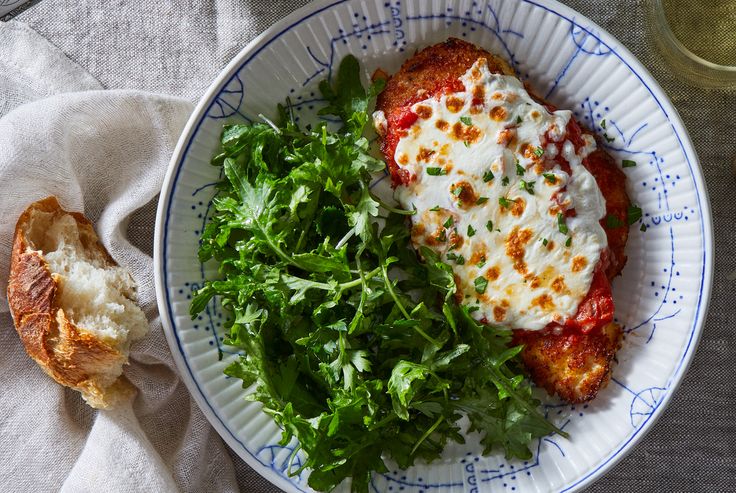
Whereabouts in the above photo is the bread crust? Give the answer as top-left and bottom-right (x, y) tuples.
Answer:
(7, 196), (134, 409)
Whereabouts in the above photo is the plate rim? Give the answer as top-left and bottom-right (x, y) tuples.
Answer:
(153, 1), (715, 492)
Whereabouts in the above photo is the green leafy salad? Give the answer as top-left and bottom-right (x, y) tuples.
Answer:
(191, 55), (564, 492)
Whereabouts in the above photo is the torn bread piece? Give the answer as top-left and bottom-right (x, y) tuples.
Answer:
(7, 196), (148, 409)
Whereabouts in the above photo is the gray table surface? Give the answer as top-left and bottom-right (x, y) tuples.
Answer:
(14, 0), (735, 491)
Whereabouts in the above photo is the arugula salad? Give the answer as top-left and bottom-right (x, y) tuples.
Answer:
(191, 55), (564, 492)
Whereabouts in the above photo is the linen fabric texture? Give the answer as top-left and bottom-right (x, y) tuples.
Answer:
(0, 0), (733, 491)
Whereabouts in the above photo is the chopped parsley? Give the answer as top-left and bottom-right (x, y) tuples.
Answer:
(542, 238), (548, 246)
(603, 133), (615, 143)
(502, 176), (510, 186)
(443, 216), (454, 228)
(486, 220), (494, 232)
(437, 229), (447, 242)
(483, 169), (495, 182)
(533, 146), (544, 157)
(427, 167), (447, 176)
(460, 116), (473, 126)
(516, 163), (525, 176)
(543, 173), (556, 184)
(600, 119), (607, 129)
(557, 212), (569, 234)
(446, 252), (465, 265)
(499, 197), (513, 208)
(627, 205), (643, 224)
(452, 186), (464, 197)
(519, 180), (535, 195)
(622, 159), (637, 168)
(467, 224), (476, 237)
(516, 115), (523, 124)
(464, 140), (470, 147)
(429, 205), (440, 212)
(565, 237), (572, 247)
(476, 196), (489, 205)
(474, 276), (488, 294)
(606, 214), (625, 228)
(640, 223), (647, 232)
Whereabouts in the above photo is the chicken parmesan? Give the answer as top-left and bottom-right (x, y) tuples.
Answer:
(374, 39), (631, 403)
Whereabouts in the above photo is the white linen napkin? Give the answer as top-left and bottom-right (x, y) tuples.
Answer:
(0, 22), (244, 493)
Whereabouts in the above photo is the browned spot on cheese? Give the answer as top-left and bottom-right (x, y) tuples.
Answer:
(485, 265), (500, 281)
(424, 226), (447, 246)
(450, 181), (479, 209)
(571, 256), (588, 272)
(436, 119), (450, 131)
(505, 226), (533, 274)
(417, 147), (435, 162)
(439, 143), (450, 155)
(469, 242), (487, 265)
(415, 105), (433, 119)
(449, 229), (464, 250)
(529, 276), (541, 289)
(451, 122), (481, 143)
(519, 143), (535, 159)
(410, 223), (426, 246)
(446, 96), (465, 113)
(490, 106), (507, 121)
(497, 128), (516, 146)
(469, 105), (483, 115)
(493, 306), (507, 322)
(398, 153), (409, 165)
(546, 240), (556, 251)
(510, 197), (526, 217)
(534, 164), (546, 175)
(530, 110), (541, 119)
(501, 299), (510, 308)
(551, 276), (568, 294)
(472, 84), (485, 102)
(470, 61), (484, 80)
(491, 92), (503, 100)
(411, 125), (421, 137)
(531, 294), (555, 311)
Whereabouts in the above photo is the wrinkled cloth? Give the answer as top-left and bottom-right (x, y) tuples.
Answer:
(0, 0), (734, 492)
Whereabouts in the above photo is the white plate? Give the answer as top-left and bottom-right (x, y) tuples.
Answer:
(154, 1), (714, 491)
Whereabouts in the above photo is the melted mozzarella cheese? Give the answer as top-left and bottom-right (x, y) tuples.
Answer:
(384, 59), (608, 330)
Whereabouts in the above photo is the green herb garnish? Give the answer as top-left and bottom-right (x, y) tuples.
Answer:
(443, 216), (454, 228)
(606, 214), (625, 228)
(474, 276), (488, 294)
(460, 116), (473, 126)
(483, 170), (495, 182)
(476, 196), (489, 205)
(533, 147), (544, 157)
(543, 173), (556, 184)
(192, 54), (563, 493)
(627, 205), (643, 224)
(622, 159), (637, 168)
(427, 167), (447, 176)
(501, 176), (510, 186)
(486, 220), (494, 232)
(519, 180), (535, 195)
(557, 212), (568, 234)
(467, 224), (476, 237)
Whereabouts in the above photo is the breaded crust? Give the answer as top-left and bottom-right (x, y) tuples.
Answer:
(376, 38), (630, 403)
(511, 322), (622, 403)
(376, 38), (514, 112)
(7, 196), (134, 409)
